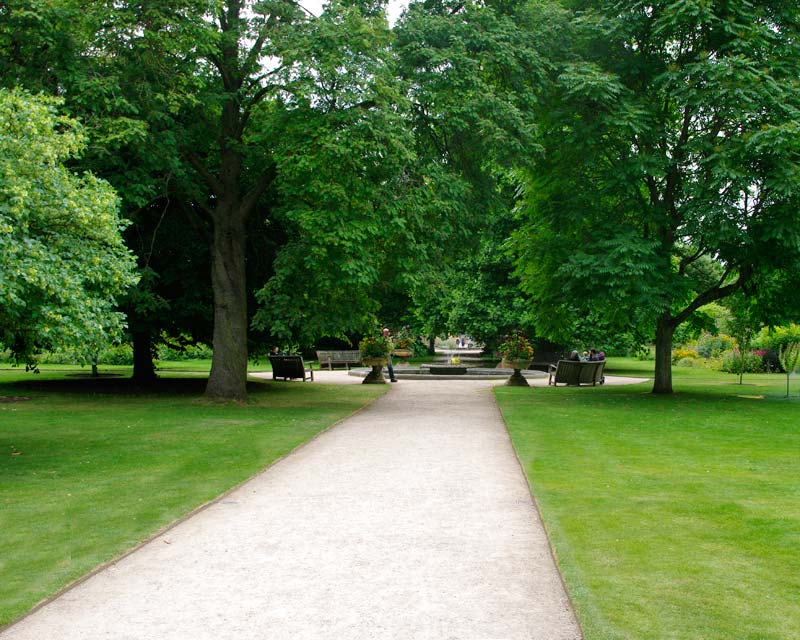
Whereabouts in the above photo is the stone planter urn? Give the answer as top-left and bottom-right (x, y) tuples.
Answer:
(362, 356), (389, 384)
(504, 359), (532, 387)
(391, 349), (413, 364)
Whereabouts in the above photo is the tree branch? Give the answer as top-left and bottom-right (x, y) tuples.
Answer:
(678, 243), (707, 275)
(242, 164), (278, 217)
(241, 81), (284, 130)
(673, 264), (752, 326)
(185, 152), (223, 197)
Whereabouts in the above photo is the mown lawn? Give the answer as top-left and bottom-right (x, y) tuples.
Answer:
(0, 367), (386, 627)
(496, 359), (800, 640)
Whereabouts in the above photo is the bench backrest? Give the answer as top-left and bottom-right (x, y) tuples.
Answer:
(554, 360), (605, 385)
(269, 355), (307, 378)
(316, 350), (361, 364)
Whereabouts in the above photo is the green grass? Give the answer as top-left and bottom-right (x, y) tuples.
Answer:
(0, 367), (386, 627)
(496, 359), (800, 640)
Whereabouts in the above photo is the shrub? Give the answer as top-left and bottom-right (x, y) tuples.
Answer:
(693, 332), (736, 358)
(676, 357), (699, 368)
(156, 342), (213, 361)
(99, 343), (134, 365)
(721, 350), (765, 374)
(753, 324), (800, 354)
(756, 349), (782, 373)
(672, 347), (699, 364)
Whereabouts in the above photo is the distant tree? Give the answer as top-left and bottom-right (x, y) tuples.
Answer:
(513, 0), (800, 393)
(778, 343), (800, 399)
(0, 89), (138, 363)
(394, 0), (545, 348)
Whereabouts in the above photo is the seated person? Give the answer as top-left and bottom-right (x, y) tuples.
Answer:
(567, 350), (580, 361)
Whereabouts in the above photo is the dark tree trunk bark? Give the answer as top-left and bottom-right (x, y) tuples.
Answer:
(131, 330), (157, 384)
(204, 205), (249, 401)
(652, 314), (676, 394)
(427, 334), (436, 356)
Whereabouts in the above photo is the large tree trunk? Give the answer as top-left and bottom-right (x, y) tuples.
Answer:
(131, 329), (157, 384)
(427, 334), (436, 356)
(204, 204), (249, 401)
(652, 315), (676, 394)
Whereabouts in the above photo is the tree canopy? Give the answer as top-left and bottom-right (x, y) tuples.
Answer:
(0, 88), (138, 363)
(3, 0), (800, 398)
(512, 0), (800, 392)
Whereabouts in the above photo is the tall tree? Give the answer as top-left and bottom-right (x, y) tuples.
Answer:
(164, 0), (301, 400)
(394, 0), (545, 344)
(252, 0), (421, 345)
(513, 0), (800, 392)
(0, 88), (138, 362)
(1, 0), (217, 382)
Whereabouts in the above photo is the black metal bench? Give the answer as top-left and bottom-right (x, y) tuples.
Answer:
(315, 350), (362, 370)
(548, 360), (605, 386)
(269, 355), (314, 381)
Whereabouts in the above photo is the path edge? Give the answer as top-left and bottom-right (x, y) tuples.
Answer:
(0, 383), (391, 635)
(490, 387), (586, 640)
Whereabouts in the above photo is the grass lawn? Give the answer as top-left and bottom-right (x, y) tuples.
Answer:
(495, 359), (800, 640)
(0, 366), (386, 627)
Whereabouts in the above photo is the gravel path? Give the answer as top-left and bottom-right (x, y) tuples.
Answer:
(2, 378), (583, 640)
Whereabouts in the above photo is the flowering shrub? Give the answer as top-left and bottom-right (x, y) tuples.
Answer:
(721, 350), (765, 374)
(672, 347), (698, 364)
(359, 334), (392, 358)
(677, 356), (723, 370)
(498, 331), (534, 361)
(393, 327), (415, 350)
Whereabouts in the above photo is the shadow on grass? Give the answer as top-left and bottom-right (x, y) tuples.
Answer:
(1, 375), (275, 397)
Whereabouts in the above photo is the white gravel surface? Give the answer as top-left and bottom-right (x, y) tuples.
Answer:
(2, 376), (584, 640)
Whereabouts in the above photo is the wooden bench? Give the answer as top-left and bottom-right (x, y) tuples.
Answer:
(548, 360), (605, 386)
(269, 355), (314, 381)
(315, 350), (362, 370)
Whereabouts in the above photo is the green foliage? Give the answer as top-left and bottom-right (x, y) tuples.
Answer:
(693, 332), (736, 359)
(675, 355), (722, 371)
(155, 341), (213, 362)
(394, 0), (545, 348)
(721, 350), (765, 375)
(779, 343), (800, 373)
(253, 1), (420, 345)
(778, 342), (800, 398)
(512, 0), (800, 393)
(753, 324), (800, 354)
(392, 327), (416, 351)
(0, 88), (138, 363)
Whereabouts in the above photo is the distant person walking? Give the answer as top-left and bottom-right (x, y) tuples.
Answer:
(382, 327), (398, 383)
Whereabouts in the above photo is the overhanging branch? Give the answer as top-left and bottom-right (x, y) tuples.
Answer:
(673, 264), (752, 326)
